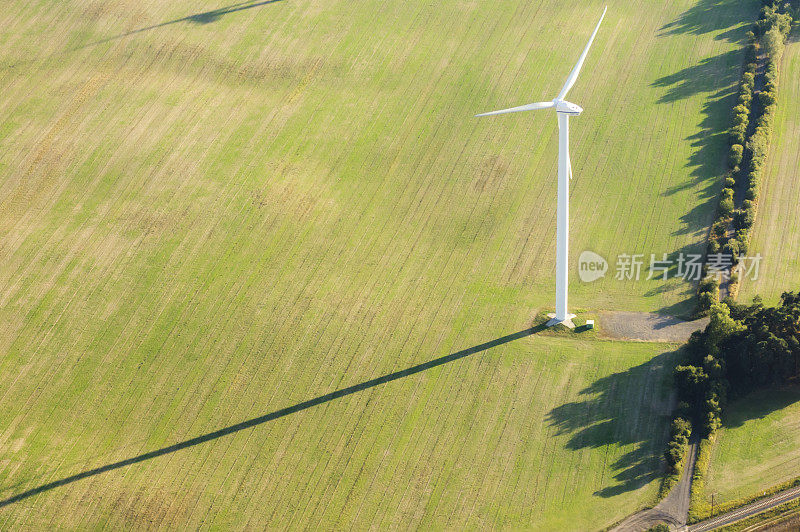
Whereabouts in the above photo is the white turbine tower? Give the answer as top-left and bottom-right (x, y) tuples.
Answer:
(476, 7), (607, 328)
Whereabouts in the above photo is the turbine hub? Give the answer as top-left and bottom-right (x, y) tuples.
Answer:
(554, 99), (583, 115)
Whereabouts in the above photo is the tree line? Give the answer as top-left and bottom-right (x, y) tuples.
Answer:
(698, 0), (794, 315)
(665, 292), (800, 477)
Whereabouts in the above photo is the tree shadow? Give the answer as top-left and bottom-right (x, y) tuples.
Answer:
(653, 0), (755, 240)
(0, 324), (546, 507)
(655, 51), (743, 239)
(546, 350), (681, 498)
(722, 386), (800, 429)
(659, 0), (755, 42)
(76, 0), (284, 49)
(790, 25), (800, 44)
(638, 241), (714, 318)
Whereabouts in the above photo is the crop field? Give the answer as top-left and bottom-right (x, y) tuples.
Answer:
(0, 0), (757, 528)
(739, 30), (800, 304)
(706, 387), (800, 504)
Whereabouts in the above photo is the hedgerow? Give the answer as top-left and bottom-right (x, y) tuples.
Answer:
(697, 0), (793, 313)
(681, 3), (795, 518)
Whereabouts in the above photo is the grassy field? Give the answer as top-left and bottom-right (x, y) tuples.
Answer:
(0, 0), (757, 528)
(0, 332), (680, 529)
(706, 387), (800, 503)
(739, 30), (800, 304)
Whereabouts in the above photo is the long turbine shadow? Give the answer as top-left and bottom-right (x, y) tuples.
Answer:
(0, 324), (545, 508)
(77, 0), (284, 49)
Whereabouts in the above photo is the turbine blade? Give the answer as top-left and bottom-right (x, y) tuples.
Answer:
(475, 101), (554, 117)
(568, 155), (573, 180)
(557, 6), (607, 100)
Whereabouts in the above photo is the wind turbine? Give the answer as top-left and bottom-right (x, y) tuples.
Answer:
(476, 7), (607, 328)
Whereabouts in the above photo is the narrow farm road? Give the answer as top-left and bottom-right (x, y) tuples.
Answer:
(610, 440), (699, 531)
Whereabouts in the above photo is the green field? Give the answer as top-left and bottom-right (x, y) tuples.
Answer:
(706, 28), (800, 508)
(0, 332), (680, 529)
(740, 30), (800, 304)
(706, 387), (800, 503)
(0, 0), (757, 528)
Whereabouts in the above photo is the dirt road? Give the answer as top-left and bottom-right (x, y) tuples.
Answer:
(610, 441), (699, 531)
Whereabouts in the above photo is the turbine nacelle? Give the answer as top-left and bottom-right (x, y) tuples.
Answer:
(554, 99), (583, 115)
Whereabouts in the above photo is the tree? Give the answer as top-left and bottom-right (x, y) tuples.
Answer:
(705, 303), (746, 355)
(763, 26), (786, 58)
(675, 365), (709, 407)
(729, 144), (744, 168)
(673, 293), (800, 438)
(719, 188), (735, 216)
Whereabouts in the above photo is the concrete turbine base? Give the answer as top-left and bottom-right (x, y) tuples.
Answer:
(546, 313), (577, 329)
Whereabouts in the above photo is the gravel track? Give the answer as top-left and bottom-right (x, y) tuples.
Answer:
(599, 312), (709, 343)
(610, 440), (698, 532)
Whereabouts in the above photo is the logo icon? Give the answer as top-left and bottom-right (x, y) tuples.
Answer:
(578, 251), (608, 282)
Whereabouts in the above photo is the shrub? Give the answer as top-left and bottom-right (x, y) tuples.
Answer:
(733, 210), (746, 230)
(666, 443), (685, 471)
(698, 276), (720, 295)
(725, 176), (736, 188)
(765, 59), (779, 80)
(749, 156), (763, 176)
(748, 131), (769, 162)
(735, 207), (755, 230)
(672, 417), (692, 440)
(719, 191), (735, 216)
(697, 277), (720, 315)
(729, 144), (744, 168)
(704, 395), (723, 434)
(756, 108), (775, 129)
(759, 81), (778, 98)
(730, 123), (747, 145)
(699, 292), (718, 316)
(732, 111), (749, 127)
(762, 106), (778, 129)
(737, 91), (752, 108)
(707, 239), (721, 255)
(742, 71), (755, 89)
(764, 26), (786, 58)
(732, 103), (749, 117)
(713, 220), (727, 238)
(760, 90), (777, 107)
(737, 234), (749, 255)
(750, 167), (763, 186)
(736, 217), (750, 231)
(689, 437), (716, 522)
(723, 239), (741, 260)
